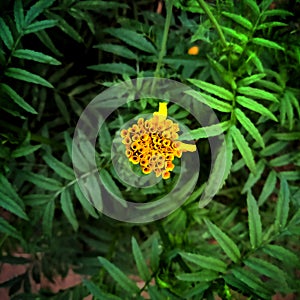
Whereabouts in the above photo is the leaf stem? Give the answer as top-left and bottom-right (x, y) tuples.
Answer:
(154, 0), (173, 77)
(197, 0), (227, 48)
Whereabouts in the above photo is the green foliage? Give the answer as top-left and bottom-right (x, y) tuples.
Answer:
(1, 0), (299, 299)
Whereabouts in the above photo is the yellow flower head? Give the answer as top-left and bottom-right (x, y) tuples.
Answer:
(120, 103), (196, 179)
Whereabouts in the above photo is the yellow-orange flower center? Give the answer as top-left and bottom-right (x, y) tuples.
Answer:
(120, 103), (196, 179)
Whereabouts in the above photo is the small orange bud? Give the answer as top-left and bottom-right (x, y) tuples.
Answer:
(188, 46), (199, 55)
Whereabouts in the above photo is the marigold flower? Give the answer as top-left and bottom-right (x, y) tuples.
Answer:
(188, 46), (199, 55)
(121, 103), (196, 179)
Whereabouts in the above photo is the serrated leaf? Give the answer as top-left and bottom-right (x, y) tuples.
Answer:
(150, 237), (160, 272)
(188, 79), (234, 101)
(260, 141), (288, 157)
(262, 245), (300, 266)
(257, 21), (287, 30)
(252, 37), (285, 51)
(221, 26), (248, 42)
(275, 178), (290, 231)
(83, 280), (122, 300)
(23, 194), (53, 206)
(0, 17), (14, 49)
(99, 169), (127, 207)
(237, 87), (278, 102)
(88, 63), (136, 76)
(14, 0), (25, 33)
(98, 257), (140, 294)
(269, 153), (294, 167)
(5, 68), (53, 88)
(0, 83), (37, 114)
(237, 74), (266, 86)
(247, 192), (262, 248)
(186, 90), (232, 112)
(244, 257), (288, 287)
(13, 49), (61, 65)
(230, 125), (256, 174)
(176, 270), (218, 282)
(262, 9), (293, 18)
(24, 0), (55, 25)
(258, 171), (277, 206)
(42, 200), (55, 236)
(23, 171), (62, 191)
(35, 30), (62, 56)
(235, 108), (265, 148)
(132, 237), (151, 281)
(53, 93), (71, 124)
(231, 267), (272, 297)
(246, 50), (264, 72)
(60, 189), (78, 231)
(74, 1), (129, 10)
(257, 79), (283, 93)
(43, 153), (74, 180)
(11, 145), (41, 158)
(104, 28), (156, 54)
(0, 174), (24, 208)
(0, 191), (28, 220)
(222, 12), (253, 30)
(74, 183), (98, 218)
(180, 120), (231, 140)
(273, 132), (300, 141)
(179, 252), (227, 273)
(242, 159), (265, 193)
(244, 0), (260, 16)
(204, 219), (241, 263)
(95, 44), (138, 60)
(24, 20), (58, 34)
(0, 217), (22, 240)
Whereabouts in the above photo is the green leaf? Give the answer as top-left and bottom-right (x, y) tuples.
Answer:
(246, 50), (264, 72)
(242, 159), (265, 193)
(98, 257), (140, 294)
(0, 191), (28, 220)
(95, 44), (138, 60)
(23, 194), (53, 206)
(273, 132), (300, 141)
(88, 63), (136, 76)
(0, 83), (37, 114)
(35, 30), (62, 56)
(237, 74), (266, 86)
(252, 37), (285, 51)
(188, 79), (234, 101)
(244, 257), (288, 287)
(262, 9), (293, 18)
(230, 125), (256, 174)
(13, 49), (61, 65)
(235, 108), (265, 148)
(132, 237), (151, 281)
(244, 0), (260, 17)
(176, 270), (218, 282)
(54, 93), (71, 124)
(43, 153), (74, 180)
(5, 68), (53, 88)
(24, 0), (55, 25)
(258, 170), (277, 206)
(74, 183), (99, 218)
(257, 80), (283, 93)
(14, 0), (25, 33)
(83, 280), (122, 300)
(11, 145), (41, 158)
(237, 87), (278, 102)
(0, 17), (14, 49)
(179, 252), (227, 273)
(24, 20), (58, 34)
(221, 26), (248, 42)
(180, 120), (231, 140)
(247, 192), (262, 248)
(99, 169), (127, 207)
(222, 12), (253, 30)
(260, 141), (288, 156)
(150, 237), (160, 272)
(0, 174), (24, 208)
(269, 153), (294, 167)
(42, 200), (55, 236)
(0, 217), (22, 240)
(257, 21), (287, 30)
(185, 90), (232, 113)
(275, 178), (290, 231)
(74, 1), (129, 10)
(231, 267), (271, 297)
(204, 219), (241, 263)
(23, 171), (62, 191)
(60, 189), (78, 231)
(262, 244), (300, 266)
(104, 28), (156, 54)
